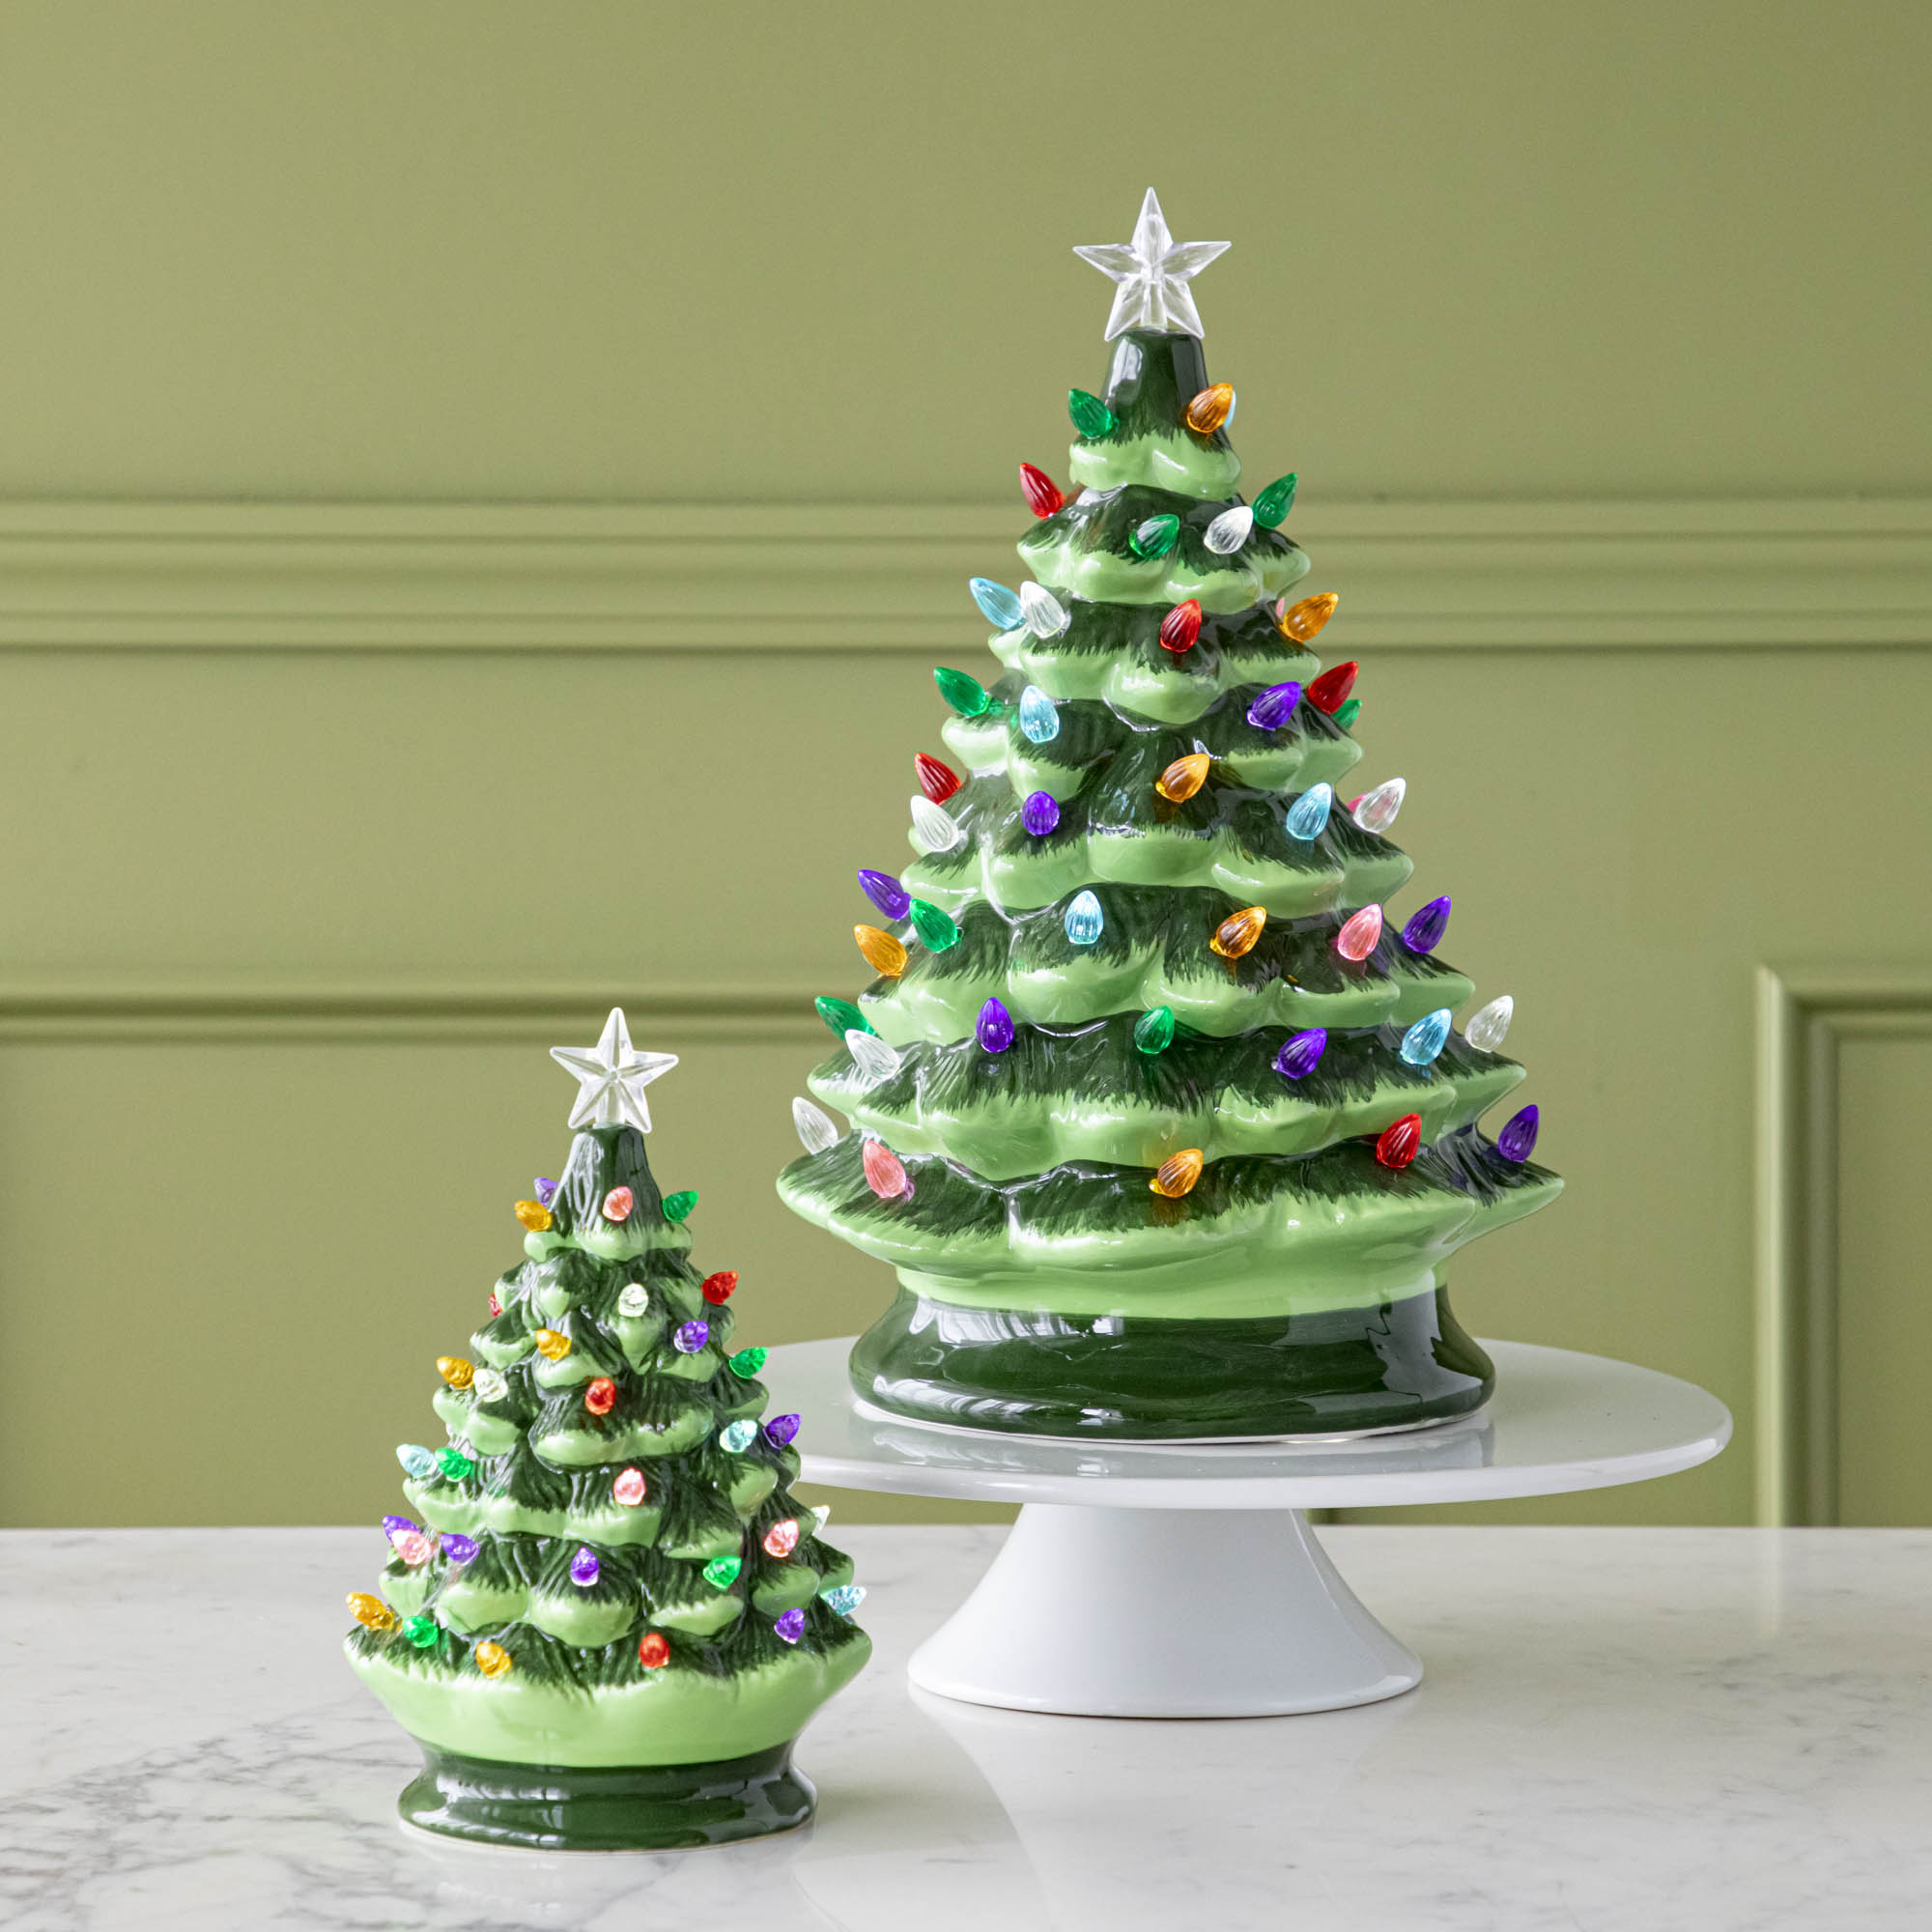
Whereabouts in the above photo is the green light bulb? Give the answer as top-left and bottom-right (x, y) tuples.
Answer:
(663, 1189), (697, 1224)
(1133, 1007), (1176, 1056)
(1332, 698), (1362, 729)
(908, 899), (961, 952)
(728, 1347), (768, 1379)
(1252, 473), (1298, 527)
(702, 1556), (743, 1590)
(1068, 388), (1117, 438)
(934, 667), (992, 719)
(1129, 514), (1180, 559)
(814, 996), (871, 1038)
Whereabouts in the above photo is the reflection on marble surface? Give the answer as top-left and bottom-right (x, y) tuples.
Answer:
(3, 1524), (1929, 1929)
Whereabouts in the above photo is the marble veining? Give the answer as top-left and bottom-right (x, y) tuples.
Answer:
(2, 1525), (1928, 1930)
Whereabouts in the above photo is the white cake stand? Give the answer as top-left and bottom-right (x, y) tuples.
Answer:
(763, 1337), (1731, 1719)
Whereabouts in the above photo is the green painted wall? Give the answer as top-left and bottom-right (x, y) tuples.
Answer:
(0, 4), (1925, 1528)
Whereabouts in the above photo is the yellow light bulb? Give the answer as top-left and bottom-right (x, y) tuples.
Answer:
(514, 1199), (554, 1233)
(854, 923), (909, 979)
(347, 1591), (398, 1633)
(1210, 906), (1267, 959)
(473, 1639), (513, 1678)
(1277, 592), (1339, 644)
(1151, 1149), (1205, 1198)
(533, 1327), (572, 1362)
(1155, 753), (1211, 804)
(437, 1355), (474, 1391)
(1183, 384), (1235, 435)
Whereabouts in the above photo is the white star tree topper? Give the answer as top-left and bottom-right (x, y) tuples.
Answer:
(1073, 187), (1230, 342)
(550, 1008), (678, 1134)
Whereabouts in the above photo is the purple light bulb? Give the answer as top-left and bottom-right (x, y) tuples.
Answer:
(765, 1412), (801, 1448)
(570, 1546), (600, 1588)
(674, 1320), (710, 1353)
(773, 1608), (806, 1644)
(441, 1533), (479, 1565)
(977, 997), (1015, 1054)
(1274, 1028), (1328, 1081)
(858, 868), (911, 922)
(382, 1514), (417, 1538)
(1245, 681), (1303, 731)
(1021, 790), (1061, 837)
(1401, 895), (1452, 954)
(533, 1177), (557, 1208)
(1497, 1104), (1540, 1164)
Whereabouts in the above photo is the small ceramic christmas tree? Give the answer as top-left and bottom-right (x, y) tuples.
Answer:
(781, 191), (1561, 1441)
(346, 1010), (868, 1850)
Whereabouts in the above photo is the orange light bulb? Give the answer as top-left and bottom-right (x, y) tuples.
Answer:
(347, 1592), (399, 1633)
(1155, 753), (1211, 804)
(473, 1639), (513, 1678)
(533, 1327), (572, 1362)
(1184, 384), (1235, 434)
(1210, 906), (1267, 959)
(854, 924), (909, 979)
(513, 1199), (553, 1233)
(1277, 592), (1339, 644)
(437, 1355), (474, 1391)
(1151, 1148), (1205, 1198)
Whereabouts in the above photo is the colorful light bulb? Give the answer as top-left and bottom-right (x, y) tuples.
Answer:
(663, 1189), (698, 1223)
(855, 923), (908, 979)
(437, 1355), (474, 1391)
(472, 1368), (508, 1402)
(1020, 581), (1070, 639)
(533, 1178), (558, 1208)
(1130, 513), (1181, 558)
(1211, 905), (1267, 959)
(845, 1029), (902, 1083)
(910, 794), (965, 852)
(1307, 661), (1358, 713)
(915, 753), (963, 804)
(1019, 463), (1065, 518)
(1246, 680), (1302, 730)
(570, 1547), (601, 1588)
(1252, 472), (1298, 527)
(1134, 1006), (1176, 1055)
(862, 1138), (911, 1200)
(397, 1443), (437, 1480)
(534, 1328), (571, 1363)
(402, 1614), (440, 1650)
(514, 1199), (553, 1233)
(1158, 600), (1203, 655)
(703, 1555), (742, 1590)
(435, 1446), (473, 1482)
(1184, 384), (1235, 434)
(1497, 1104), (1540, 1163)
(792, 1095), (840, 1154)
(908, 898), (961, 952)
(1331, 697), (1362, 729)
(815, 995), (871, 1038)
(969, 578), (1023, 630)
(391, 1529), (432, 1567)
(1352, 778), (1406, 835)
(1376, 1114), (1422, 1169)
(474, 1640), (513, 1678)
(774, 1608), (807, 1644)
(1277, 591), (1339, 643)
(1018, 684), (1061, 743)
(616, 1283), (649, 1318)
(442, 1532), (479, 1564)
(1401, 896), (1451, 953)
(1285, 783), (1333, 841)
(584, 1377), (617, 1415)
(701, 1270), (737, 1305)
(382, 1514), (416, 1538)
(1336, 904), (1383, 961)
(858, 867), (912, 921)
(1275, 1028), (1327, 1080)
(1464, 995), (1514, 1052)
(934, 667), (992, 719)
(639, 1633), (670, 1667)
(1156, 752), (1210, 803)
(1064, 890), (1104, 945)
(488, 1289), (501, 1318)
(765, 1413), (801, 1448)
(1022, 789), (1061, 836)
(720, 1419), (756, 1452)
(728, 1347), (767, 1379)
(763, 1518), (802, 1558)
(1151, 1148), (1205, 1198)
(612, 1466), (648, 1507)
(348, 1592), (398, 1633)
(1205, 504), (1254, 554)
(1401, 1009), (1453, 1066)
(823, 1584), (867, 1617)
(977, 997), (1015, 1053)
(1068, 388), (1116, 437)
(602, 1185), (635, 1222)
(673, 1321), (709, 1353)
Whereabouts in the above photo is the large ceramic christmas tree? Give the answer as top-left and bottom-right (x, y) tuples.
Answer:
(346, 1010), (869, 1850)
(781, 190), (1562, 1441)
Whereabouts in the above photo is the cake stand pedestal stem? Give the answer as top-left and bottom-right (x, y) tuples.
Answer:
(906, 1503), (1421, 1719)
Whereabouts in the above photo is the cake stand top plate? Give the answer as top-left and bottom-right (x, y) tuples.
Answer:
(767, 1337), (1732, 1511)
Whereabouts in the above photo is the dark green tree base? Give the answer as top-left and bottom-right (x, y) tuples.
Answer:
(849, 1285), (1493, 1440)
(397, 1739), (814, 1851)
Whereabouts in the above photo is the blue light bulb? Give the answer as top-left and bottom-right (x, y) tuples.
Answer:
(1400, 1008), (1453, 1066)
(1285, 783), (1333, 842)
(969, 577), (1024, 630)
(1065, 890), (1103, 945)
(1018, 685), (1061, 744)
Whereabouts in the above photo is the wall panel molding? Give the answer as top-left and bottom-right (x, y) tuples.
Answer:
(1753, 965), (1932, 1526)
(0, 497), (1924, 652)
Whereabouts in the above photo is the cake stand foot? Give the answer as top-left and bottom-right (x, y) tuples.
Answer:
(907, 1504), (1421, 1719)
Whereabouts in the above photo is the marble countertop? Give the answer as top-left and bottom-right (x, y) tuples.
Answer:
(3, 1524), (1927, 1931)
